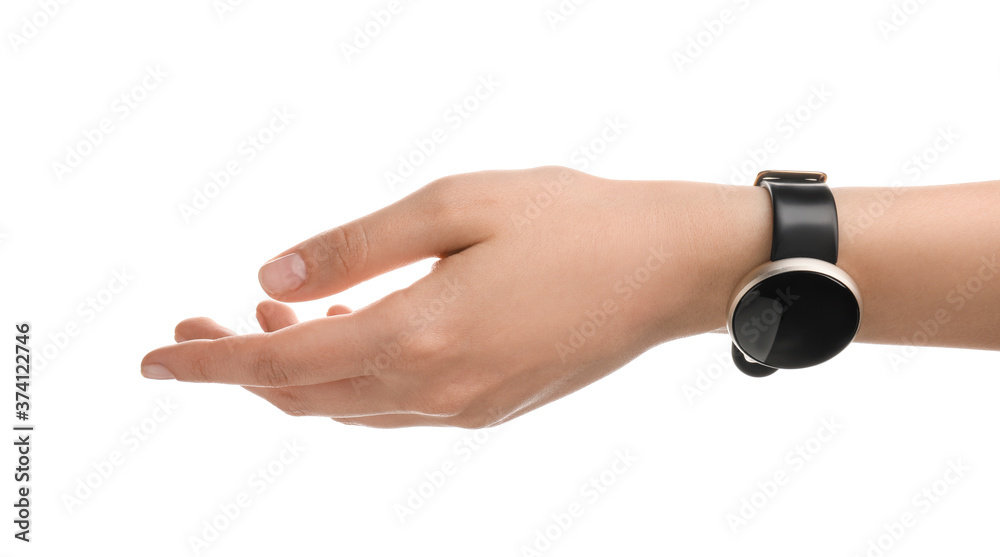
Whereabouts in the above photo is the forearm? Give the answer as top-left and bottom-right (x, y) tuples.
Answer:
(834, 182), (1000, 350)
(702, 179), (1000, 351)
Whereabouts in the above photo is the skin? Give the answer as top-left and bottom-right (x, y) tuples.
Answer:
(141, 166), (1000, 428)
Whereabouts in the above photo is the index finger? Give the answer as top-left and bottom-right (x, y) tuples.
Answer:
(140, 311), (374, 387)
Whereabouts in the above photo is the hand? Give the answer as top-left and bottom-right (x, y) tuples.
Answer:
(141, 167), (770, 428)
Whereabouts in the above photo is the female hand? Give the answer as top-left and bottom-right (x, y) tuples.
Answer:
(140, 166), (769, 428)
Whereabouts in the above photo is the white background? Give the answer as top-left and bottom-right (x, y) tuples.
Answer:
(2, 0), (999, 555)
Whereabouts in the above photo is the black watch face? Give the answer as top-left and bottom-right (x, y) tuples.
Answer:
(731, 270), (860, 369)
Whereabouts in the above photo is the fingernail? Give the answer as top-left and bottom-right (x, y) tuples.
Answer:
(259, 253), (307, 295)
(142, 364), (175, 380)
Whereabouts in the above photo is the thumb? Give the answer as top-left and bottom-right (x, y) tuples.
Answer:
(258, 178), (487, 302)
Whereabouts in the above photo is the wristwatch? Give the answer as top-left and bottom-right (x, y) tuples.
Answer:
(727, 170), (862, 377)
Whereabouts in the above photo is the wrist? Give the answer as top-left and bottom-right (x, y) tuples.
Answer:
(653, 181), (771, 337)
(700, 183), (869, 340)
(828, 187), (875, 343)
(700, 183), (773, 333)
(709, 178), (867, 376)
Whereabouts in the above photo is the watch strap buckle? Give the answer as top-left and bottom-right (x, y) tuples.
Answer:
(753, 170), (828, 187)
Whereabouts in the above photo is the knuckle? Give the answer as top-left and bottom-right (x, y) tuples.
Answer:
(185, 355), (214, 383)
(421, 175), (468, 223)
(530, 164), (567, 176)
(250, 343), (291, 387)
(408, 382), (472, 418)
(424, 174), (462, 198)
(316, 221), (370, 279)
(406, 326), (453, 362)
(527, 165), (582, 194)
(534, 164), (579, 181)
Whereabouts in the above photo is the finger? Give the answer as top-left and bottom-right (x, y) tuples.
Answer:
(175, 317), (234, 342)
(142, 309), (385, 386)
(244, 376), (401, 418)
(326, 304), (352, 317)
(256, 300), (299, 332)
(257, 178), (489, 302)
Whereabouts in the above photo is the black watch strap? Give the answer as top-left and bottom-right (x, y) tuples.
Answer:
(755, 170), (839, 263)
(731, 171), (839, 378)
(732, 343), (777, 377)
